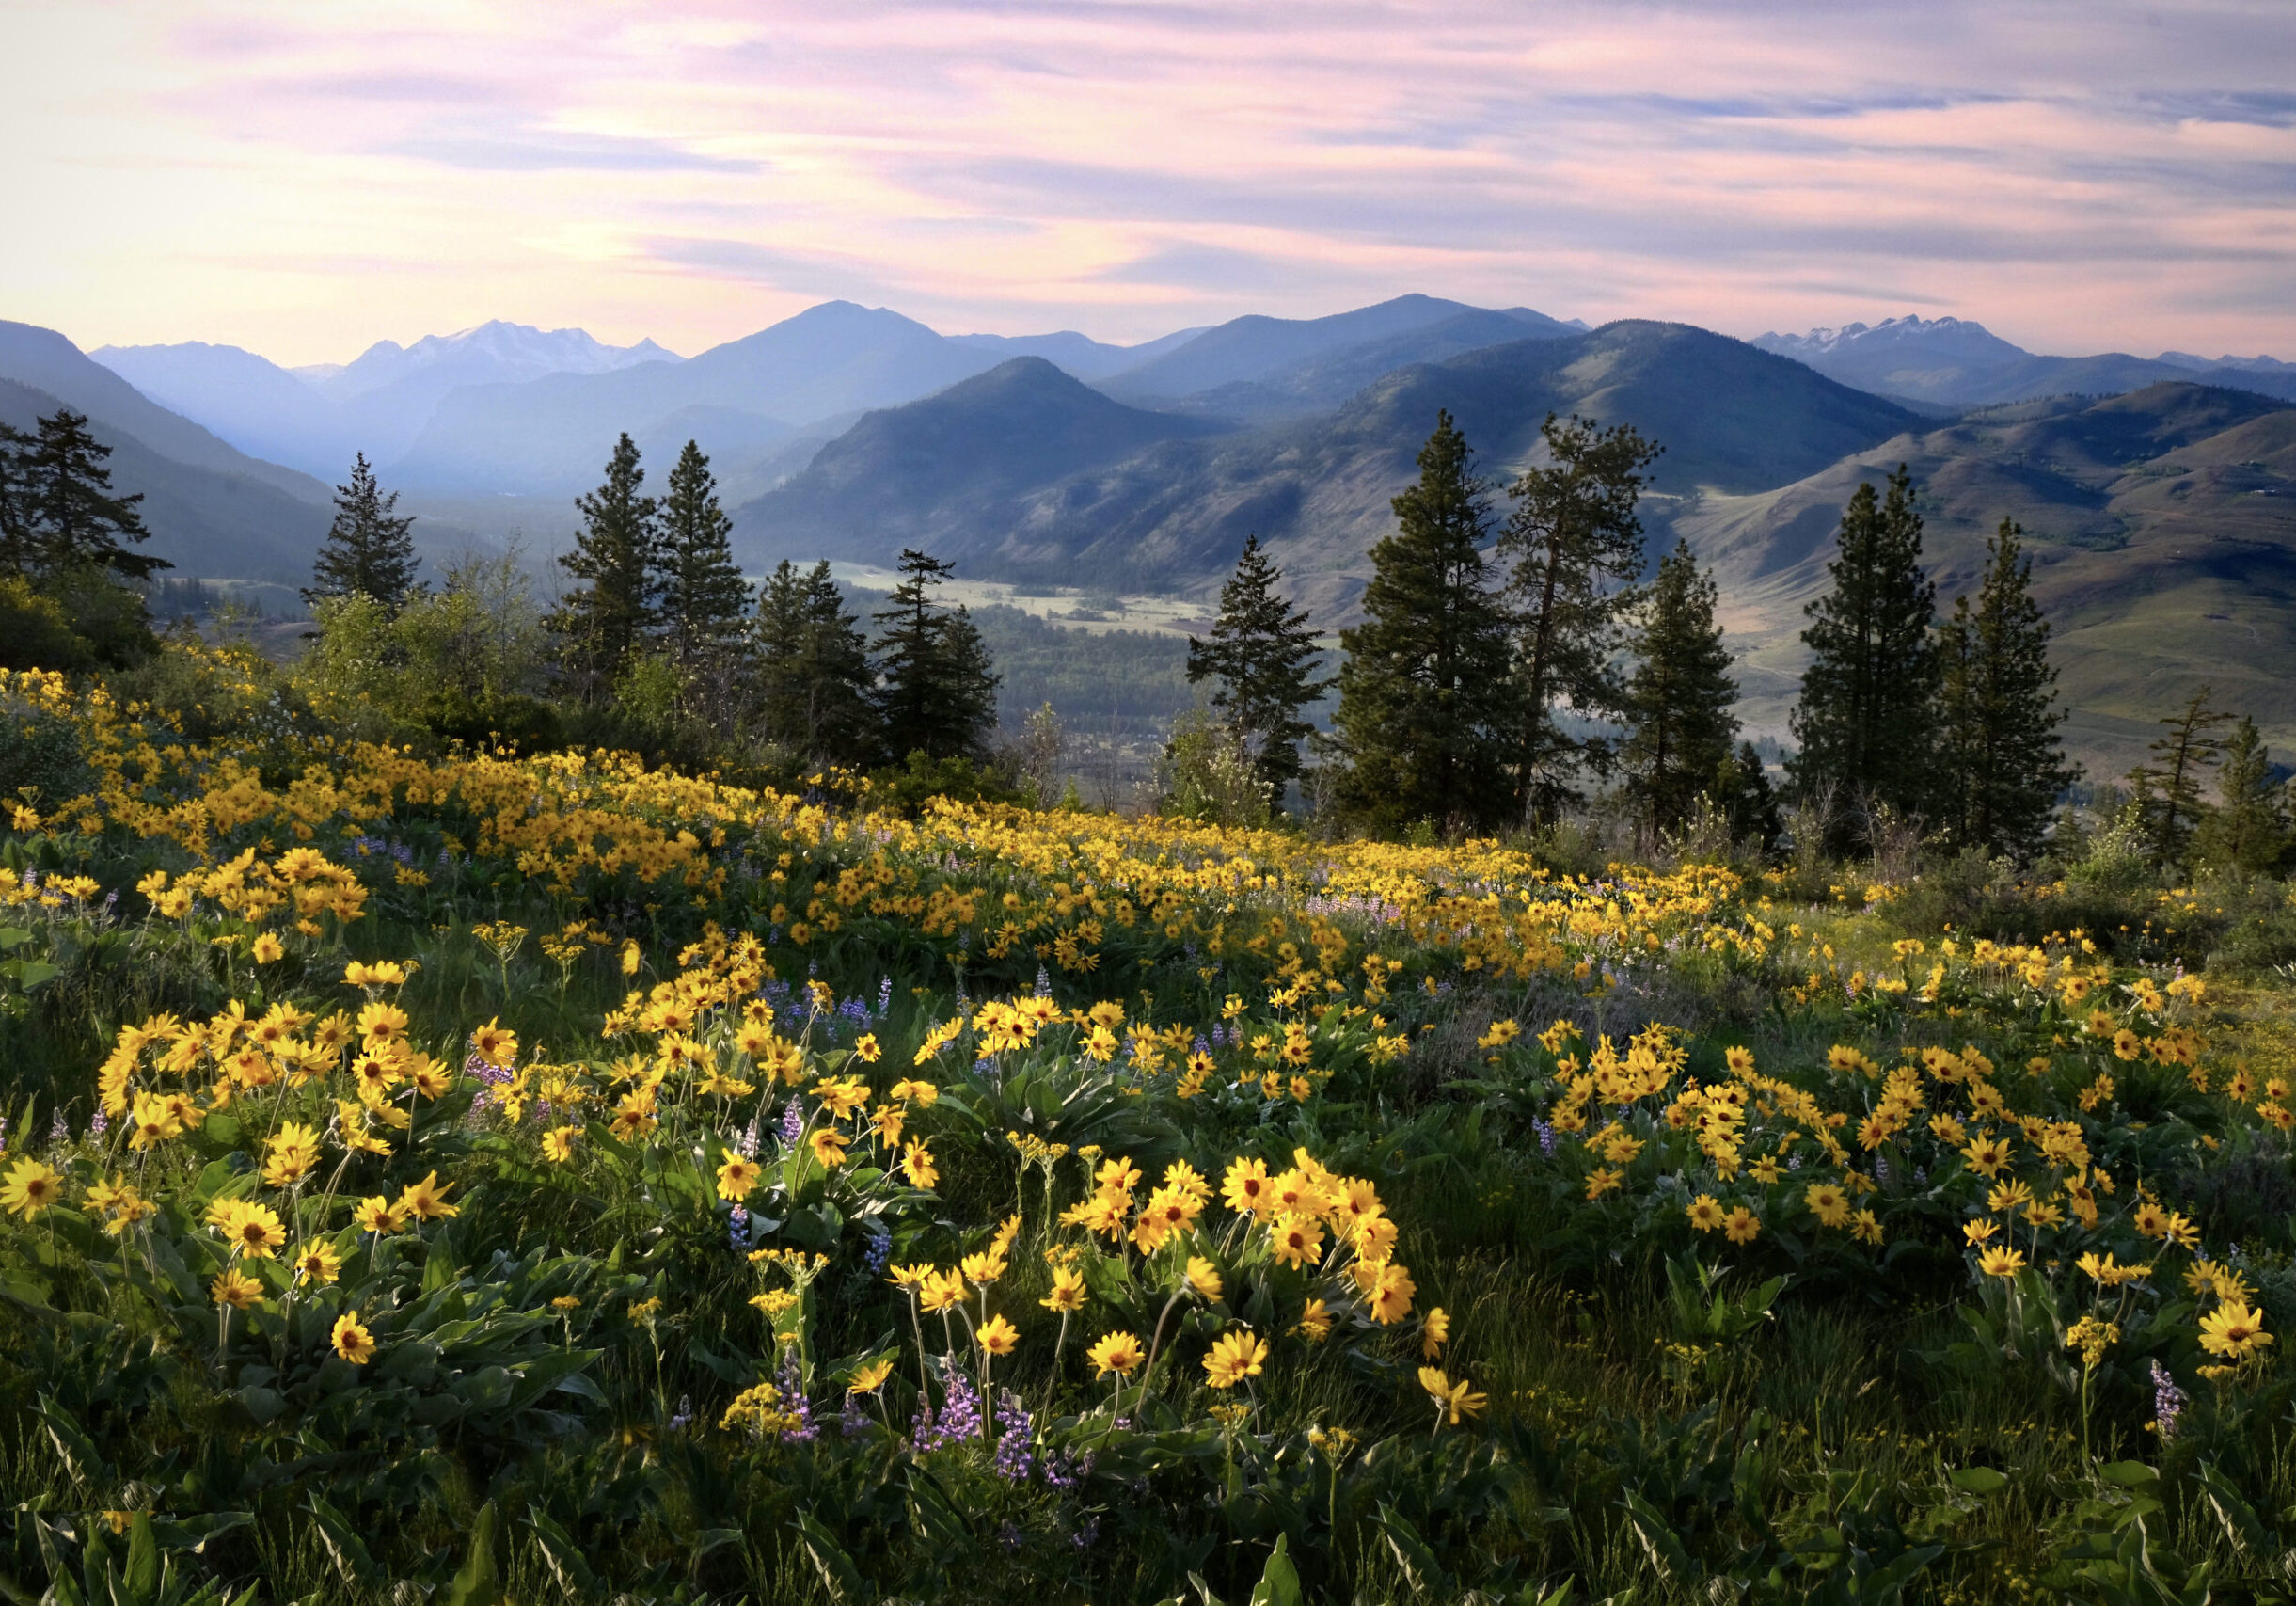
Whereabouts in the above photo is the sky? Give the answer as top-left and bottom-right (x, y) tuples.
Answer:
(5, 0), (2293, 366)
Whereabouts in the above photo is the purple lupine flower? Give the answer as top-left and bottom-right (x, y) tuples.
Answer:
(774, 1352), (818, 1443)
(88, 1108), (107, 1139)
(729, 1204), (750, 1251)
(2151, 1359), (2187, 1439)
(738, 1118), (761, 1159)
(1069, 1518), (1100, 1550)
(877, 977), (894, 1017)
(1532, 1119), (1557, 1157)
(49, 1111), (68, 1145)
(860, 1232), (892, 1278)
(668, 1395), (692, 1431)
(778, 1098), (805, 1148)
(998, 1521), (1023, 1552)
(1041, 1447), (1096, 1490)
(1034, 967), (1052, 998)
(992, 1391), (1036, 1482)
(913, 1360), (983, 1450)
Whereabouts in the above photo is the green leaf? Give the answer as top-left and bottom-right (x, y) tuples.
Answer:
(305, 1497), (381, 1589)
(2099, 1460), (2161, 1489)
(439, 1500), (502, 1606)
(1950, 1467), (2009, 1495)
(795, 1511), (867, 1604)
(526, 1510), (598, 1599)
(1247, 1533), (1303, 1606)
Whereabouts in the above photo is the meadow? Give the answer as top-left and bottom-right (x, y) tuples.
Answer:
(3, 647), (2295, 1605)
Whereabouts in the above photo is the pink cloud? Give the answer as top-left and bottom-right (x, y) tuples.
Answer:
(0, 0), (2288, 363)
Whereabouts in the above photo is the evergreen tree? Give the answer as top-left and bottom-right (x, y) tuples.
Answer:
(0, 421), (34, 574)
(1332, 411), (1516, 835)
(1620, 541), (1738, 835)
(2192, 717), (2288, 875)
(754, 559), (878, 764)
(1186, 534), (1331, 803)
(1716, 742), (1784, 856)
(23, 410), (165, 579)
(304, 453), (420, 612)
(547, 434), (657, 703)
(1936, 518), (2077, 858)
(872, 549), (1000, 764)
(1788, 467), (1939, 835)
(2129, 688), (2232, 872)
(655, 441), (753, 710)
(1500, 412), (1664, 822)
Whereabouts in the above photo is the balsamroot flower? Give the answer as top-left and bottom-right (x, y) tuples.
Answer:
(0, 1159), (66, 1220)
(332, 1312), (376, 1364)
(1202, 1330), (1266, 1390)
(1087, 1331), (1145, 1379)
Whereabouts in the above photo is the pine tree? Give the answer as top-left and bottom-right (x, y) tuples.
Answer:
(2192, 717), (2288, 875)
(304, 453), (420, 612)
(23, 410), (165, 579)
(1500, 412), (1664, 823)
(1332, 411), (1516, 836)
(872, 549), (1000, 764)
(1716, 742), (1784, 855)
(655, 441), (753, 716)
(1186, 534), (1331, 803)
(0, 421), (35, 574)
(1936, 518), (2077, 858)
(548, 434), (657, 703)
(754, 560), (877, 764)
(2129, 688), (2232, 872)
(1788, 467), (1939, 835)
(1620, 541), (1738, 835)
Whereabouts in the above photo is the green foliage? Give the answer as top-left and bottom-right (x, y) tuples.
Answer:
(1500, 412), (1664, 824)
(1158, 708), (1274, 830)
(2130, 689), (2233, 873)
(548, 432), (658, 703)
(302, 453), (420, 614)
(1619, 541), (1737, 835)
(1334, 411), (1516, 835)
(873, 549), (1000, 765)
(656, 441), (753, 731)
(1789, 467), (1940, 838)
(2193, 716), (2289, 876)
(754, 560), (878, 766)
(1938, 518), (2078, 860)
(2, 409), (166, 582)
(1186, 536), (1330, 802)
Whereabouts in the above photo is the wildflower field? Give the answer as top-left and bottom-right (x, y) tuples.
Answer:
(4, 660), (2296, 1604)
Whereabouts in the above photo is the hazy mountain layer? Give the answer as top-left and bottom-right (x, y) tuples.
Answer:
(1756, 315), (2296, 409)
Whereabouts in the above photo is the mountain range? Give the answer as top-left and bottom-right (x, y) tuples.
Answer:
(1754, 316), (2296, 410)
(6, 296), (2290, 772)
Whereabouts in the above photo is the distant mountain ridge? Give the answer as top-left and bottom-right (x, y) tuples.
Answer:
(1755, 315), (2296, 408)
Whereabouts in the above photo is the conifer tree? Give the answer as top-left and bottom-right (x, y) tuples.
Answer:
(1501, 412), (1664, 823)
(1788, 467), (1939, 834)
(1186, 534), (1331, 803)
(547, 433), (657, 703)
(2130, 688), (2232, 872)
(2192, 717), (2288, 875)
(0, 421), (35, 574)
(1332, 411), (1515, 835)
(872, 549), (1000, 764)
(1620, 541), (1738, 835)
(23, 410), (165, 579)
(1936, 518), (2077, 858)
(754, 559), (878, 764)
(304, 453), (420, 612)
(1716, 742), (1784, 855)
(655, 441), (752, 700)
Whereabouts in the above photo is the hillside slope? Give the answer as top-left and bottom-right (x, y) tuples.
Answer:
(1671, 383), (2296, 771)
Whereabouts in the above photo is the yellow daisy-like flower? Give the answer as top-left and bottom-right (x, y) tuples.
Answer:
(395, 1171), (459, 1221)
(292, 1241), (344, 1286)
(211, 1267), (264, 1309)
(847, 1358), (895, 1395)
(810, 1128), (849, 1169)
(1722, 1206), (1762, 1245)
(1686, 1194), (1724, 1232)
(1977, 1245), (2028, 1279)
(1804, 1182), (1852, 1229)
(1417, 1365), (1488, 1425)
(332, 1312), (376, 1364)
(1183, 1256), (1224, 1303)
(1202, 1329), (1268, 1390)
(716, 1154), (762, 1201)
(250, 932), (285, 964)
(209, 1199), (288, 1260)
(976, 1313), (1021, 1357)
(1087, 1330), (1145, 1379)
(2199, 1300), (2272, 1360)
(1040, 1266), (1088, 1313)
(542, 1125), (578, 1163)
(0, 1158), (67, 1220)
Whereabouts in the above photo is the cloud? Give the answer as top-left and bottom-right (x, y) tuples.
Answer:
(383, 125), (761, 174)
(5, 0), (2295, 363)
